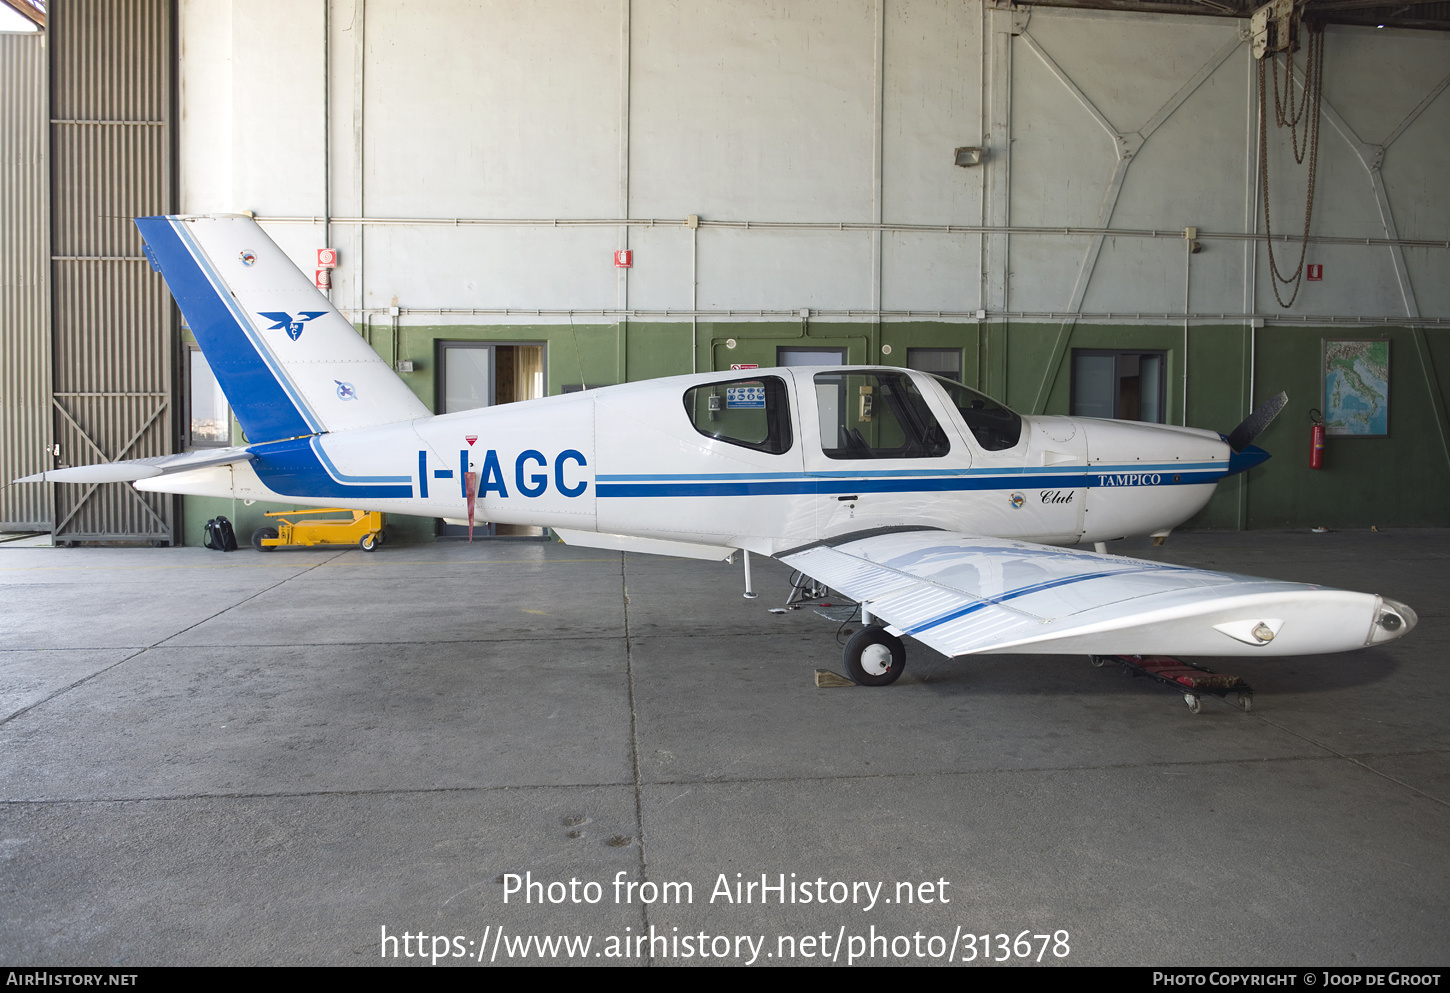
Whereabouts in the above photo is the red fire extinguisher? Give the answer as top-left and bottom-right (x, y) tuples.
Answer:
(1309, 409), (1325, 470)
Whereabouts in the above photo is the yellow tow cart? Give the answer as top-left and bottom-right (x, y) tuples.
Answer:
(251, 508), (386, 552)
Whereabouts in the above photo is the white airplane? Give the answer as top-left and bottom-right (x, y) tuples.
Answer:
(18, 214), (1416, 686)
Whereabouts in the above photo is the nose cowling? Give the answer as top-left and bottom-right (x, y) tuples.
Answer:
(1076, 419), (1230, 543)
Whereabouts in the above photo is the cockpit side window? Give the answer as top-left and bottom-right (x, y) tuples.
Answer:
(682, 376), (793, 455)
(931, 376), (1023, 451)
(813, 371), (950, 460)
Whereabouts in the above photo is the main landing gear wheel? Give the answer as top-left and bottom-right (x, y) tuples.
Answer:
(844, 625), (905, 686)
(251, 527), (278, 552)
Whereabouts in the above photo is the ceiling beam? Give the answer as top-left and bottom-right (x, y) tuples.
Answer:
(1012, 0), (1449, 30)
(0, 0), (44, 29)
(1308, 0), (1445, 12)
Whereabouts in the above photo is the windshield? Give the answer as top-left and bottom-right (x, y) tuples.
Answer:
(930, 376), (1023, 451)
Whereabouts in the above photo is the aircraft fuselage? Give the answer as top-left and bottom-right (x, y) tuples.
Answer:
(141, 365), (1244, 556)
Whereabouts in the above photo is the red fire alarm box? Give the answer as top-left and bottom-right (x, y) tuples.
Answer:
(1306, 264), (1323, 281)
(614, 250), (633, 268)
(318, 248), (338, 268)
(315, 268), (332, 290)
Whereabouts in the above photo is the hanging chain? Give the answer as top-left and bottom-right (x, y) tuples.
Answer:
(1270, 33), (1314, 163)
(1260, 20), (1324, 309)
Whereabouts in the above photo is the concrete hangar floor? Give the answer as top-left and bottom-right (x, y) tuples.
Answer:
(0, 529), (1445, 967)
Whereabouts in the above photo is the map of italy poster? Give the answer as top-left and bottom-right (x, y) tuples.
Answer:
(1323, 339), (1390, 437)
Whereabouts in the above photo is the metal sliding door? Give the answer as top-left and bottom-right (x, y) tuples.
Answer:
(50, 0), (176, 544)
(0, 28), (52, 533)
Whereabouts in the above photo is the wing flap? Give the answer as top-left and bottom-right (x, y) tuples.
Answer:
(14, 448), (254, 484)
(553, 528), (736, 561)
(779, 531), (1405, 657)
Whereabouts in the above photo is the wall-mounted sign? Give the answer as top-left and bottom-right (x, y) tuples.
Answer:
(318, 248), (338, 268)
(315, 268), (332, 290)
(730, 363), (758, 371)
(1306, 264), (1323, 281)
(614, 250), (633, 268)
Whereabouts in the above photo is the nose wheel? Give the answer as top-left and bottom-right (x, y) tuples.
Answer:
(844, 625), (906, 686)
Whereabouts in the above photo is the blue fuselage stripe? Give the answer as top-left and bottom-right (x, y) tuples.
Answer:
(596, 468), (1223, 498)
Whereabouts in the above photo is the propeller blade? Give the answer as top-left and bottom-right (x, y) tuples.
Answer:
(1226, 391), (1288, 453)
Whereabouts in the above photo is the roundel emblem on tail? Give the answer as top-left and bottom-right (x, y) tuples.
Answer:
(335, 380), (358, 401)
(1010, 492), (1025, 509)
(239, 250), (257, 267)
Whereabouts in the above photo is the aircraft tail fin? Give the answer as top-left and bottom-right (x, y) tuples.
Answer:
(135, 214), (429, 444)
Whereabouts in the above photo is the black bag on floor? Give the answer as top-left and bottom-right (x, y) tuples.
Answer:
(204, 516), (238, 552)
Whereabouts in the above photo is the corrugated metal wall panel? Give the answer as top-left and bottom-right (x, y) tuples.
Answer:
(50, 0), (176, 544)
(0, 31), (53, 532)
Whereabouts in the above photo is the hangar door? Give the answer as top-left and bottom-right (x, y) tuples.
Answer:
(49, 0), (177, 545)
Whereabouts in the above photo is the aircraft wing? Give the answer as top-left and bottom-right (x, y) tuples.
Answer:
(778, 530), (1413, 657)
(14, 447), (254, 484)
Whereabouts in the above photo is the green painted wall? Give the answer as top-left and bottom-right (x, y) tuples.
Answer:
(1242, 326), (1450, 529)
(999, 320), (1450, 531)
(180, 319), (1450, 545)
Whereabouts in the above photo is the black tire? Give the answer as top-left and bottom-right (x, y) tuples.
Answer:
(360, 532), (378, 552)
(843, 625), (905, 686)
(252, 526), (279, 552)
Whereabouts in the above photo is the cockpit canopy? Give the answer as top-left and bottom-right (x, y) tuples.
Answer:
(681, 368), (1022, 457)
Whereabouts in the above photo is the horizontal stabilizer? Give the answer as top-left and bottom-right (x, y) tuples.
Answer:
(15, 448), (254, 484)
(781, 531), (1415, 657)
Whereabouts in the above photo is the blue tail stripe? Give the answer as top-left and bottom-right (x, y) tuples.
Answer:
(135, 216), (317, 443)
(166, 219), (324, 435)
(308, 437), (411, 483)
(247, 437), (413, 499)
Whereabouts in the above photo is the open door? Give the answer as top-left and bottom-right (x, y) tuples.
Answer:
(437, 342), (546, 539)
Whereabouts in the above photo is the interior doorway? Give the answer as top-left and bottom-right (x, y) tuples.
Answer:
(436, 342), (547, 538)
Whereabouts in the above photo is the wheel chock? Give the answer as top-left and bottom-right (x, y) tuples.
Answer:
(814, 669), (856, 688)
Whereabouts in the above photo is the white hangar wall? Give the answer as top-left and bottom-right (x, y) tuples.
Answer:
(177, 0), (1449, 324)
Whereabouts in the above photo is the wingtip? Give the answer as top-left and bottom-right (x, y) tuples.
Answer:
(1367, 596), (1416, 645)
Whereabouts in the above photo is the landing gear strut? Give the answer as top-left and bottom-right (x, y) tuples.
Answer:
(843, 625), (906, 686)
